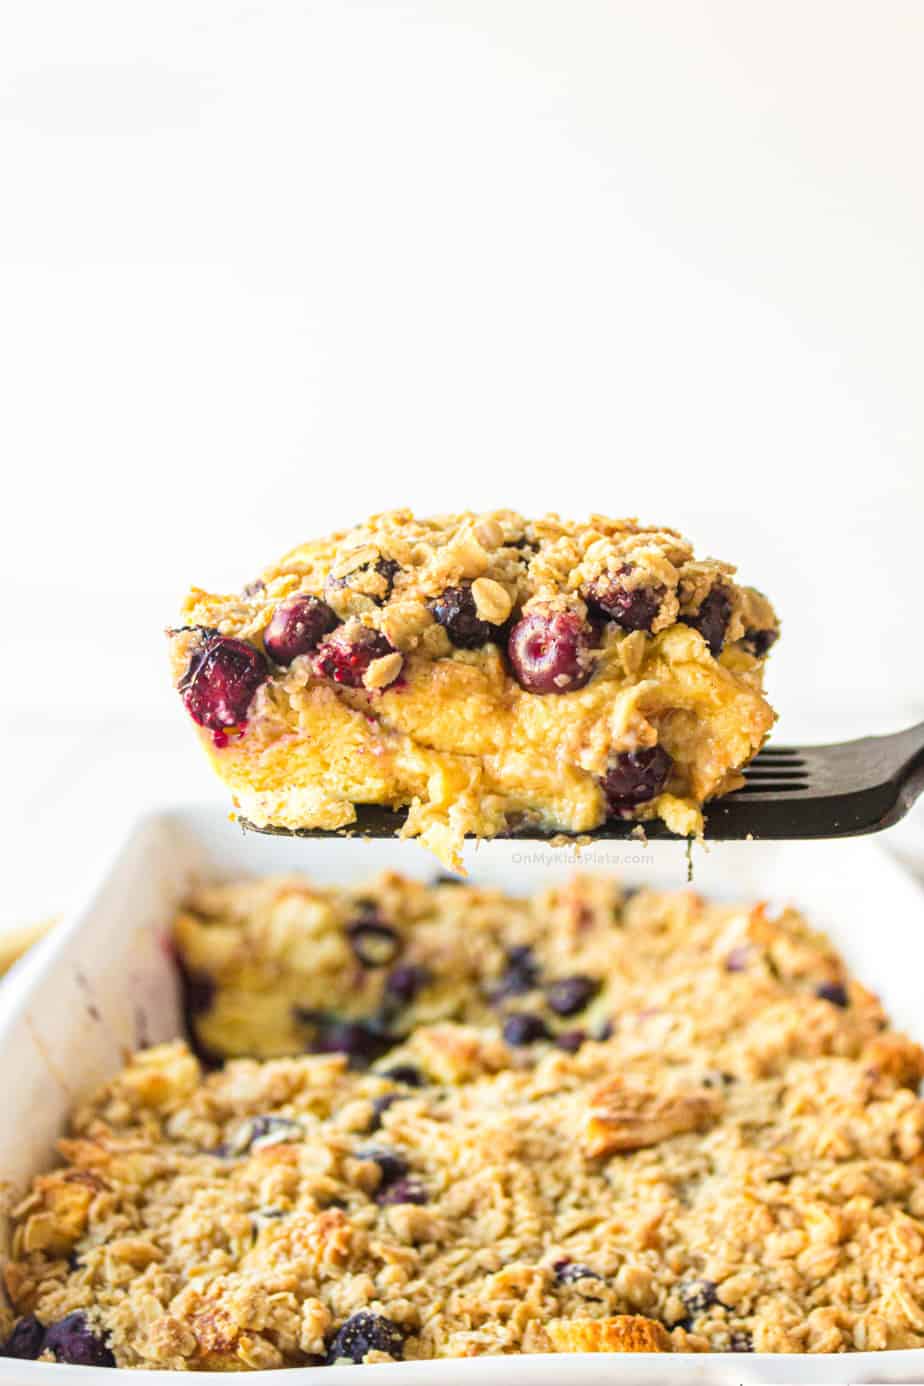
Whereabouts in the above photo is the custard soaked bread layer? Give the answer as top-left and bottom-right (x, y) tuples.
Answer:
(167, 511), (779, 867)
(5, 874), (924, 1368)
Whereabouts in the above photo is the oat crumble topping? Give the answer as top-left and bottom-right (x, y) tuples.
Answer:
(5, 873), (924, 1368)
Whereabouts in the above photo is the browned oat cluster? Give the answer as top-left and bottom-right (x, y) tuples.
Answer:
(5, 873), (924, 1368)
(168, 511), (779, 865)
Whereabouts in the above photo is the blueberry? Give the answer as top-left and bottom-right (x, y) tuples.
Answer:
(375, 1176), (428, 1206)
(314, 624), (400, 688)
(302, 1014), (397, 1068)
(380, 1064), (425, 1087)
(263, 594), (338, 665)
(554, 1260), (602, 1285)
(685, 587), (732, 657)
(45, 1312), (115, 1368)
(430, 582), (499, 648)
(742, 627), (778, 658)
(508, 609), (596, 695)
(678, 1279), (719, 1315)
(546, 975), (599, 1017)
(602, 746), (672, 812)
(326, 554), (400, 605)
(508, 943), (539, 972)
(368, 1093), (399, 1130)
(555, 1029), (586, 1053)
(180, 636), (268, 731)
(816, 982), (849, 1008)
(491, 945), (541, 1001)
(176, 960), (222, 1068)
(347, 918), (402, 967)
(730, 1330), (754, 1352)
(326, 1312), (405, 1364)
(584, 566), (663, 633)
(355, 1145), (408, 1187)
(502, 1013), (550, 1045)
(179, 966), (215, 1016)
(1, 1315), (46, 1359)
(385, 964), (432, 1005)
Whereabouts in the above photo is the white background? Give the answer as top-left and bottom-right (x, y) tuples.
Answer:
(1, 0), (923, 928)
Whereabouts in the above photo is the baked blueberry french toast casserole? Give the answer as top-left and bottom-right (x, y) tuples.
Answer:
(4, 873), (924, 1368)
(167, 510), (779, 869)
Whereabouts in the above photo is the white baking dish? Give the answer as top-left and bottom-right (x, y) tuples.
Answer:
(2, 804), (923, 1384)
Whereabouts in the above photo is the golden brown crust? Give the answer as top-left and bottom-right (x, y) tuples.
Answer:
(582, 1078), (720, 1157)
(547, 1315), (672, 1353)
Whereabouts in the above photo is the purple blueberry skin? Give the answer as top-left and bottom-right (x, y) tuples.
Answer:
(584, 567), (663, 633)
(356, 1145), (408, 1187)
(347, 919), (402, 967)
(502, 1012), (550, 1045)
(375, 1176), (428, 1206)
(742, 627), (778, 658)
(491, 945), (541, 1001)
(326, 556), (400, 604)
(555, 1029), (586, 1053)
(430, 582), (498, 648)
(385, 964), (432, 1005)
(174, 957), (225, 1068)
(180, 636), (268, 731)
(179, 966), (215, 1017)
(368, 1093), (399, 1130)
(1, 1315), (46, 1360)
(545, 975), (599, 1017)
(314, 625), (398, 688)
(301, 1014), (396, 1068)
(816, 982), (849, 1008)
(678, 1279), (720, 1315)
(685, 587), (732, 656)
(263, 594), (338, 665)
(44, 1312), (116, 1368)
(507, 610), (596, 695)
(380, 1063), (425, 1086)
(602, 746), (673, 813)
(326, 1312), (405, 1364)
